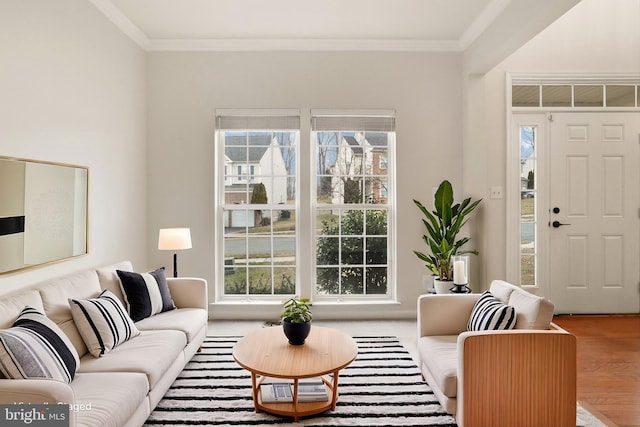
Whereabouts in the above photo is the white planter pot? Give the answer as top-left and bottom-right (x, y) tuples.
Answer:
(422, 274), (435, 293)
(433, 278), (453, 294)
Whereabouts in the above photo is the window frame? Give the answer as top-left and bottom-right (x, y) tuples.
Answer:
(215, 110), (300, 302)
(310, 110), (396, 302)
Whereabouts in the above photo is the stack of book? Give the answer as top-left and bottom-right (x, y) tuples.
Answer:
(260, 380), (328, 403)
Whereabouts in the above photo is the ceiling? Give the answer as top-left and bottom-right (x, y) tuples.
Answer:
(88, 0), (581, 71)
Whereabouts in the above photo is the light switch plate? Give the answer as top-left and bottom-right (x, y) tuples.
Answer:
(490, 186), (503, 199)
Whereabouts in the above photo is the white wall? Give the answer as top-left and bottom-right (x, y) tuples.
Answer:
(0, 0), (147, 294)
(146, 51), (463, 319)
(465, 0), (640, 288)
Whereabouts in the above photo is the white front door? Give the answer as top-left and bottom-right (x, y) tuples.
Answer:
(548, 112), (640, 313)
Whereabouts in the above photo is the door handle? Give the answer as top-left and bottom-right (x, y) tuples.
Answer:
(552, 220), (570, 228)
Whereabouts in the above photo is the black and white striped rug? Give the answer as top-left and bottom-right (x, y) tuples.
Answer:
(145, 335), (458, 426)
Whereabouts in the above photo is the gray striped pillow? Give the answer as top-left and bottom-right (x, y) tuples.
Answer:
(69, 289), (140, 358)
(0, 306), (79, 383)
(467, 291), (517, 331)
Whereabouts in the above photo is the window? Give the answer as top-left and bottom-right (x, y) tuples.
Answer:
(519, 125), (537, 286)
(312, 112), (395, 298)
(379, 153), (388, 170)
(218, 113), (299, 297)
(512, 83), (640, 108)
(216, 110), (395, 302)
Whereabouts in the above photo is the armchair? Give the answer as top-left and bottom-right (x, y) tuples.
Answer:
(417, 280), (576, 427)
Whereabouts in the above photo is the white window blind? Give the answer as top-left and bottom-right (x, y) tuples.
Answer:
(217, 114), (300, 130)
(311, 110), (395, 132)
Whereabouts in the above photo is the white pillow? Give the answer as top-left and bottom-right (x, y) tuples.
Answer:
(69, 290), (140, 358)
(467, 291), (517, 331)
(0, 306), (79, 383)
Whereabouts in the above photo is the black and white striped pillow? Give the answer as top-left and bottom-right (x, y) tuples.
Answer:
(69, 290), (140, 358)
(0, 306), (79, 383)
(116, 268), (175, 322)
(467, 291), (517, 331)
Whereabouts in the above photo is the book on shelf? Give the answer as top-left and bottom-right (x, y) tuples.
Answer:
(260, 382), (293, 403)
(260, 380), (328, 403)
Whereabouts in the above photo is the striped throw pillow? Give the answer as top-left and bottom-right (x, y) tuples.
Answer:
(467, 291), (517, 331)
(116, 268), (175, 322)
(0, 306), (79, 383)
(69, 290), (140, 358)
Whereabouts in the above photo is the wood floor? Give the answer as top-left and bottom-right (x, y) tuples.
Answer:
(553, 315), (640, 427)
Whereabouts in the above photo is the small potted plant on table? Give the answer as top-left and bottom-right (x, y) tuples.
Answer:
(280, 298), (312, 345)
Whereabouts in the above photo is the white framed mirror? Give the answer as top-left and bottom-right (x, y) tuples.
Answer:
(0, 156), (89, 275)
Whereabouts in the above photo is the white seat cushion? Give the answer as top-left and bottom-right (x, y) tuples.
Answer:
(95, 260), (134, 305)
(488, 280), (517, 303)
(0, 290), (44, 328)
(135, 308), (207, 342)
(71, 372), (149, 427)
(39, 269), (102, 357)
(417, 335), (458, 397)
(77, 329), (186, 390)
(490, 279), (554, 329)
(508, 290), (554, 329)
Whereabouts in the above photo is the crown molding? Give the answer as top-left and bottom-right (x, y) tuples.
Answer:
(89, 0), (469, 53)
(88, 0), (151, 50)
(146, 38), (463, 52)
(459, 0), (511, 50)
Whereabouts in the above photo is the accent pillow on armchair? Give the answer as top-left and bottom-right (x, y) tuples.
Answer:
(467, 291), (516, 331)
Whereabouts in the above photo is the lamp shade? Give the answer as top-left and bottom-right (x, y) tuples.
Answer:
(158, 228), (192, 251)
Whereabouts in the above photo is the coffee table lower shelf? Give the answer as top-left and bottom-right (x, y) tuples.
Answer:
(257, 399), (334, 421)
(252, 373), (338, 421)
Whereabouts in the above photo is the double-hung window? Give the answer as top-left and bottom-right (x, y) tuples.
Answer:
(217, 112), (299, 298)
(216, 110), (395, 302)
(311, 111), (395, 299)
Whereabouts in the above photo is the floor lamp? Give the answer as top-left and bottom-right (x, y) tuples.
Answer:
(158, 228), (192, 277)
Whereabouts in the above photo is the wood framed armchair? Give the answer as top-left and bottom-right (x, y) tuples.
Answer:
(417, 280), (577, 427)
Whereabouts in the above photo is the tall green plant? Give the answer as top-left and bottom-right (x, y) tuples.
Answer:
(413, 180), (481, 281)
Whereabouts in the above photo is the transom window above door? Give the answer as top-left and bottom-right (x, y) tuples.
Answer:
(512, 83), (639, 108)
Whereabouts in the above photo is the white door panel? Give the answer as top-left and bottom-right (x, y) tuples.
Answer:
(549, 113), (640, 314)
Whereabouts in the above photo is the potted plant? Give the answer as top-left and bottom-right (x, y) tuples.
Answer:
(280, 297), (312, 345)
(413, 180), (481, 293)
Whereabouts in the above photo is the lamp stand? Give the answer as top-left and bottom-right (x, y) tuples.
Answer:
(173, 252), (178, 278)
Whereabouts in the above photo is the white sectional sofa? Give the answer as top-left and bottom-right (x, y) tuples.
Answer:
(0, 261), (208, 427)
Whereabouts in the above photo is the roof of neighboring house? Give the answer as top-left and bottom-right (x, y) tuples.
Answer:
(342, 134), (387, 154)
(343, 136), (364, 154)
(365, 133), (387, 150)
(225, 134), (272, 162)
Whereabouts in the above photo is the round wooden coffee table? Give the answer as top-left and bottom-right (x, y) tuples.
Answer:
(232, 325), (358, 421)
